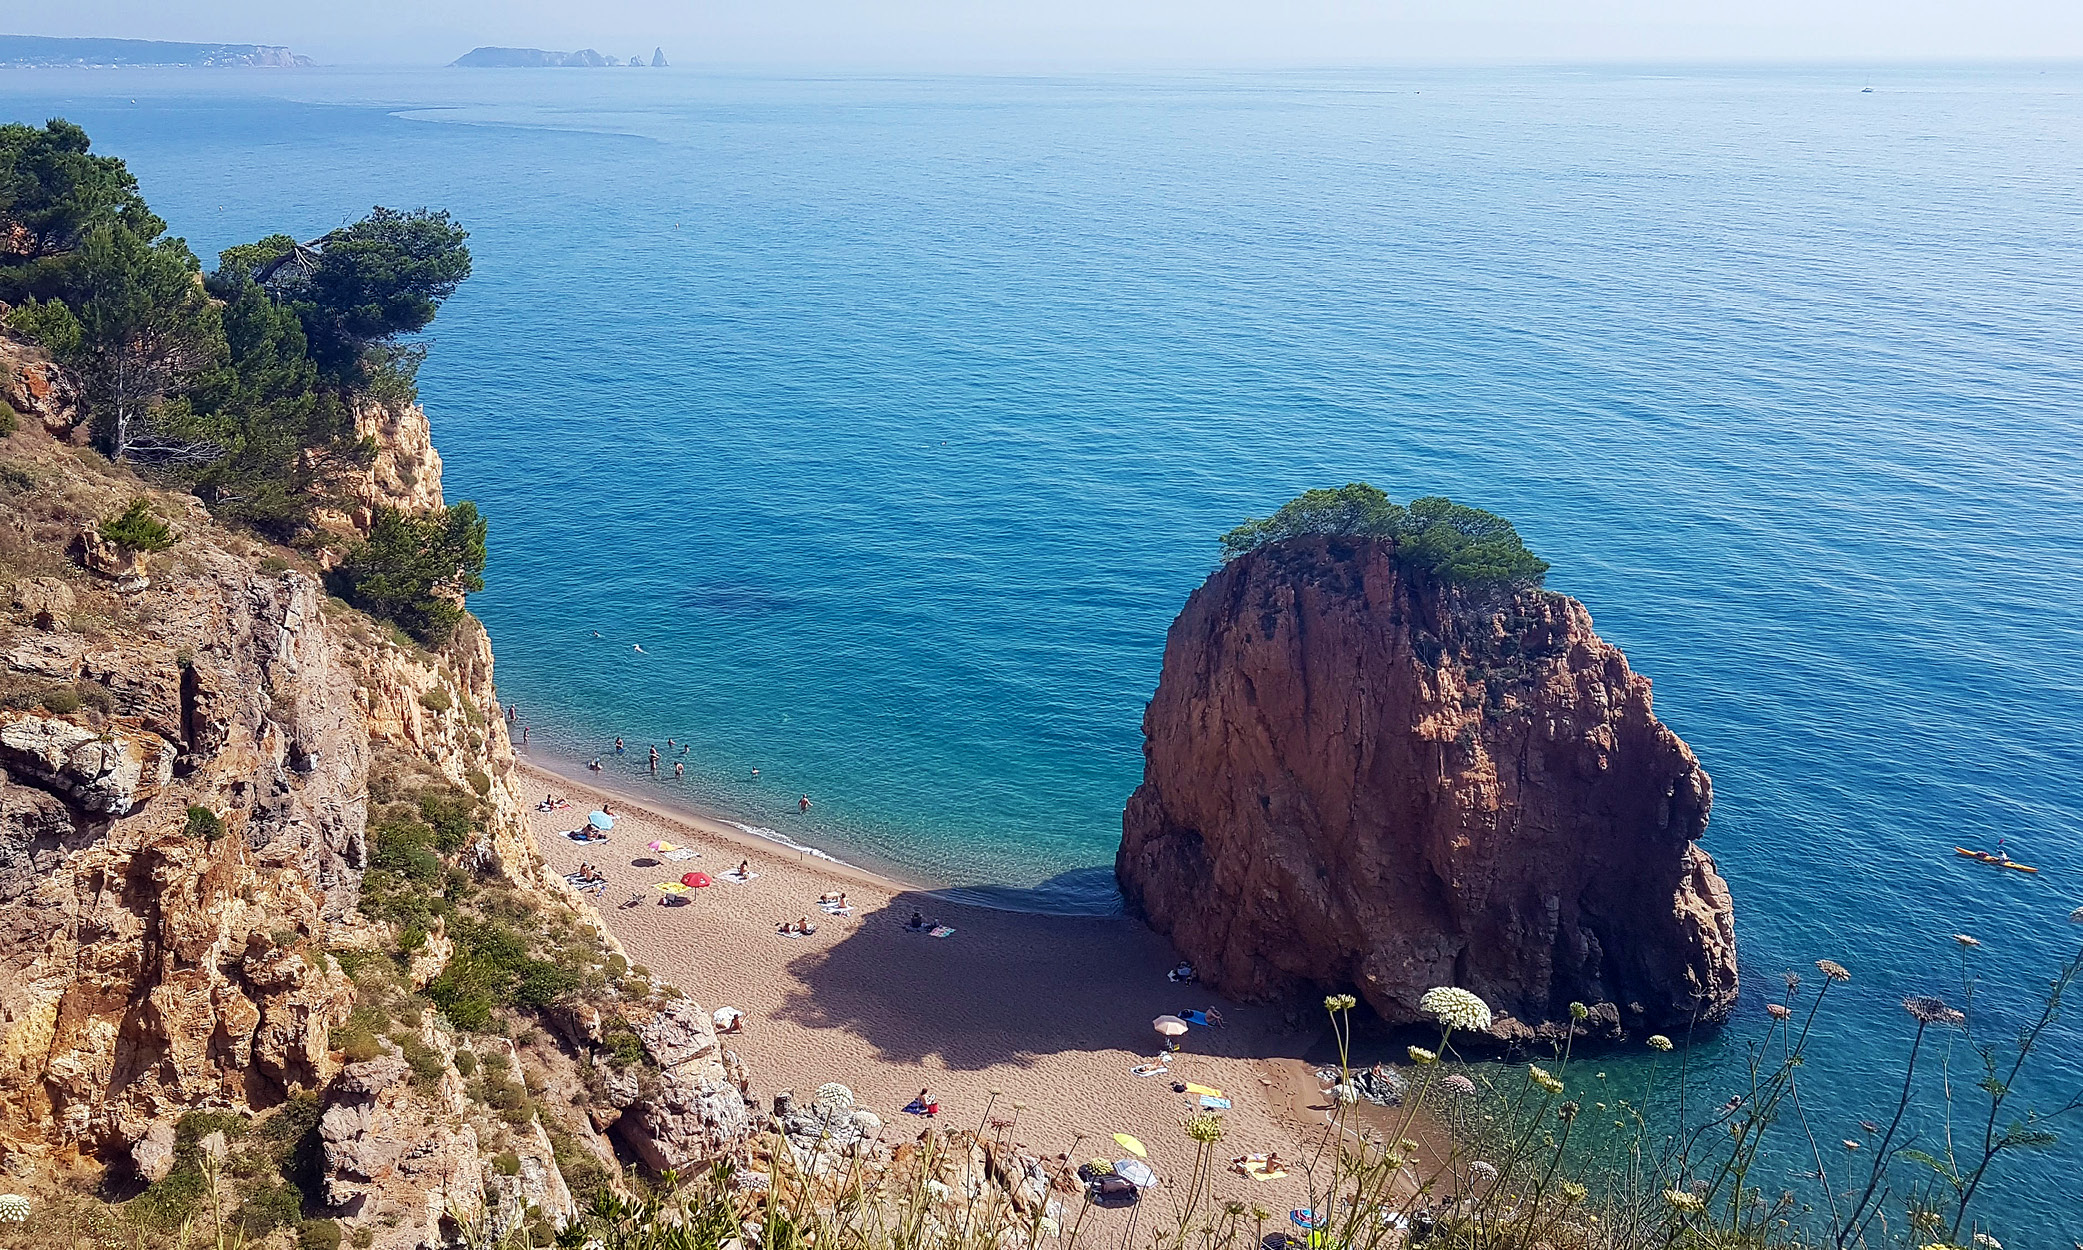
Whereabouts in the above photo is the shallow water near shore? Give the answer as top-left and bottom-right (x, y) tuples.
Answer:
(4, 63), (2081, 1234)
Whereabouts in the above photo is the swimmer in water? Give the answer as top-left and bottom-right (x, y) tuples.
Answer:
(633, 644), (645, 653)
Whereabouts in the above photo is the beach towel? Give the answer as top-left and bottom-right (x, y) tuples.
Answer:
(664, 849), (700, 861)
(721, 871), (758, 883)
(928, 925), (956, 938)
(1184, 1083), (1224, 1098)
(1198, 1095), (1232, 1110)
(819, 903), (853, 916)
(1232, 1155), (1289, 1181)
(1129, 1062), (1170, 1078)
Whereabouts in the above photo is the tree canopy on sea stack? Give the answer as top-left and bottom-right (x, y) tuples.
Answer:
(1218, 482), (1549, 589)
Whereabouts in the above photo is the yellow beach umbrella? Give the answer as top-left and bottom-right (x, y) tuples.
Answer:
(1112, 1132), (1146, 1159)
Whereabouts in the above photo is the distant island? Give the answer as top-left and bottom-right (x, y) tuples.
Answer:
(0, 34), (312, 67)
(452, 45), (666, 68)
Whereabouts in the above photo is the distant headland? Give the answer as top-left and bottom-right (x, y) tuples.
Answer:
(451, 45), (667, 68)
(0, 34), (312, 67)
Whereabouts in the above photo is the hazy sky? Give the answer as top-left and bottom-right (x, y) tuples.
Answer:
(21, 0), (2083, 69)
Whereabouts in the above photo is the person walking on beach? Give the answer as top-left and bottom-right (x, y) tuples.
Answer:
(799, 795), (811, 814)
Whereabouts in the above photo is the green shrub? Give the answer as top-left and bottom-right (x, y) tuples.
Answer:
(0, 460), (33, 491)
(418, 788), (479, 852)
(0, 398), (17, 436)
(40, 685), (79, 714)
(186, 804), (226, 842)
(335, 503), (487, 646)
(418, 686), (453, 712)
(99, 497), (177, 552)
(1219, 483), (1549, 589)
(333, 1027), (381, 1063)
(453, 1048), (477, 1077)
(297, 1219), (343, 1250)
(603, 1028), (645, 1069)
(465, 767), (491, 797)
(76, 680), (114, 712)
(238, 1181), (305, 1237)
(492, 1150), (521, 1177)
(393, 1031), (447, 1086)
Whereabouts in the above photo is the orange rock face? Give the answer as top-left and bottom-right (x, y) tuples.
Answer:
(1117, 536), (1737, 1040)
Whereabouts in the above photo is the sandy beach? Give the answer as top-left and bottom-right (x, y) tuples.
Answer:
(519, 760), (1385, 1218)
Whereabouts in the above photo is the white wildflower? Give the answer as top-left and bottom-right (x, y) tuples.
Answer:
(1663, 1190), (1704, 1213)
(1418, 986), (1492, 1033)
(813, 1082), (855, 1112)
(0, 1195), (26, 1224)
(1407, 1046), (1438, 1065)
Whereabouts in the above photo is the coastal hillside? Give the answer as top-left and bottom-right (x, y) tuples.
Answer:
(0, 119), (759, 1248)
(0, 36), (312, 68)
(0, 334), (758, 1245)
(1118, 488), (1738, 1039)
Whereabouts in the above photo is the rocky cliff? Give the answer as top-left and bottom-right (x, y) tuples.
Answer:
(0, 336), (753, 1244)
(1117, 535), (1737, 1040)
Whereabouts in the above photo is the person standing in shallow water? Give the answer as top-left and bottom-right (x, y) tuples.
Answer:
(649, 746), (659, 774)
(614, 737), (625, 755)
(799, 795), (811, 814)
(673, 761), (684, 779)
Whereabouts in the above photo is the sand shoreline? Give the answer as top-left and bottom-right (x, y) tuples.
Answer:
(516, 759), (1408, 1215)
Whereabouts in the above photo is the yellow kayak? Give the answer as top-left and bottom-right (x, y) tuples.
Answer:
(1955, 847), (2038, 874)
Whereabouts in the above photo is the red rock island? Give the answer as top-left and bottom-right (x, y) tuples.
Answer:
(1117, 534), (1737, 1040)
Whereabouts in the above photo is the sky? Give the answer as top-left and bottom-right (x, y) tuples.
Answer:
(14, 0), (2083, 69)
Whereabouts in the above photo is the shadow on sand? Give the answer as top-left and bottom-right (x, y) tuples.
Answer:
(768, 889), (1299, 1073)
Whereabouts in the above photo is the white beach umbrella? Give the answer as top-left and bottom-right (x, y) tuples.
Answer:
(1153, 1015), (1189, 1038)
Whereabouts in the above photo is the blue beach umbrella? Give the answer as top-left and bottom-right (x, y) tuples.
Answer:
(588, 811), (614, 831)
(1289, 1211), (1324, 1230)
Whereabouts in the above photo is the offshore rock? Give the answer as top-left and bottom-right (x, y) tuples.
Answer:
(1117, 535), (1737, 1038)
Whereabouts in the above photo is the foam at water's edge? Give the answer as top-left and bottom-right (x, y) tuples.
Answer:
(726, 820), (842, 863)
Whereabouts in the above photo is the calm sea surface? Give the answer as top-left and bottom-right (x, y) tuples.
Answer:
(3, 63), (2079, 1235)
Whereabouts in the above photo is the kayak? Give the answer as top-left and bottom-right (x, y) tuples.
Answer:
(1955, 847), (2039, 874)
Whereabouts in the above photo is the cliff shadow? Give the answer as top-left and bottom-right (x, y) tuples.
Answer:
(771, 890), (1296, 1072)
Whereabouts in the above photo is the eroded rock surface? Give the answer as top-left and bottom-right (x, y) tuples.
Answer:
(1117, 536), (1737, 1039)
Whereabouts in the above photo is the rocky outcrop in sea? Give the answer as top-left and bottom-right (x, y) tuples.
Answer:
(1116, 534), (1738, 1040)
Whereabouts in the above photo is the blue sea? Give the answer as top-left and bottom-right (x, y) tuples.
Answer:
(4, 63), (2080, 1236)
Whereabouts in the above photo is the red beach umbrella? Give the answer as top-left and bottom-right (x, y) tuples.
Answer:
(682, 871), (713, 888)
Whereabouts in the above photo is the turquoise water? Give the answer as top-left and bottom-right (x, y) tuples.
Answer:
(4, 64), (2081, 1233)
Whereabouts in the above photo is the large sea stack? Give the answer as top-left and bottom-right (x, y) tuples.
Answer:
(1117, 534), (1737, 1040)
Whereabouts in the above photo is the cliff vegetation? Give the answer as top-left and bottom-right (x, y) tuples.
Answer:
(1217, 484), (1549, 590)
(1, 120), (483, 643)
